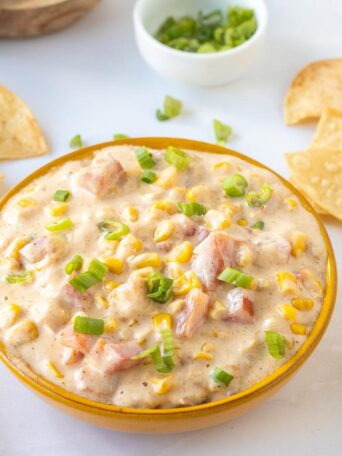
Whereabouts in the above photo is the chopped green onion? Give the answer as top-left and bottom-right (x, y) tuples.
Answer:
(156, 96), (182, 121)
(45, 218), (74, 232)
(165, 146), (191, 170)
(69, 271), (99, 293)
(88, 259), (108, 281)
(53, 190), (70, 202)
(265, 331), (286, 360)
(178, 202), (207, 217)
(131, 344), (174, 373)
(140, 171), (157, 184)
(131, 344), (159, 360)
(160, 328), (174, 358)
(147, 272), (173, 304)
(65, 255), (83, 275)
(113, 133), (129, 140)
(213, 119), (232, 145)
(211, 367), (234, 387)
(6, 271), (34, 284)
(98, 220), (130, 241)
(74, 316), (104, 336)
(246, 184), (273, 207)
(223, 174), (248, 197)
(218, 267), (254, 289)
(156, 109), (170, 121)
(251, 220), (265, 230)
(135, 147), (156, 169)
(70, 134), (83, 148)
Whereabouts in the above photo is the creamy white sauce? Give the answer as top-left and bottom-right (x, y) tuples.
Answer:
(0, 145), (327, 408)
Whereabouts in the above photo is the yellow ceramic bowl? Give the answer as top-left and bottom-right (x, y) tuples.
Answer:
(0, 138), (337, 434)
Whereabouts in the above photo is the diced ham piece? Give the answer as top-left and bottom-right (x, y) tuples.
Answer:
(58, 283), (93, 311)
(19, 236), (67, 265)
(176, 288), (210, 338)
(191, 232), (243, 291)
(58, 326), (92, 355)
(224, 288), (255, 324)
(89, 339), (142, 374)
(252, 232), (291, 267)
(76, 155), (125, 197)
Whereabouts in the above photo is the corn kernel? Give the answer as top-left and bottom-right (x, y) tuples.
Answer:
(104, 319), (118, 333)
(47, 361), (64, 379)
(103, 279), (121, 291)
(167, 299), (185, 315)
(286, 198), (297, 210)
(47, 203), (68, 217)
(292, 298), (314, 311)
(186, 185), (209, 203)
(151, 375), (172, 394)
(6, 237), (31, 260)
(16, 198), (36, 208)
(104, 257), (125, 274)
(193, 351), (213, 361)
(212, 161), (231, 172)
(152, 313), (173, 330)
(173, 270), (201, 296)
(209, 300), (227, 320)
(152, 199), (178, 215)
(201, 342), (215, 353)
(128, 319), (137, 327)
(291, 231), (308, 257)
(276, 272), (297, 294)
(122, 206), (139, 222)
(131, 253), (163, 269)
(278, 304), (297, 320)
(219, 202), (240, 218)
(116, 234), (143, 259)
(154, 220), (174, 242)
(0, 304), (22, 329)
(237, 218), (248, 226)
(236, 245), (253, 267)
(204, 209), (231, 230)
(290, 323), (307, 335)
(95, 295), (109, 309)
(167, 262), (184, 279)
(8, 320), (39, 346)
(137, 337), (146, 346)
(168, 186), (186, 200)
(166, 241), (193, 263)
(155, 167), (178, 189)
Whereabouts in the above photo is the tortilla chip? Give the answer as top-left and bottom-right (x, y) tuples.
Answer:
(284, 59), (342, 125)
(310, 107), (342, 150)
(285, 148), (342, 221)
(289, 176), (329, 215)
(0, 85), (48, 160)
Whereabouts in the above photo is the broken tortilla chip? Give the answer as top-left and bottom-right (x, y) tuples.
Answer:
(289, 176), (329, 215)
(0, 85), (48, 160)
(284, 59), (342, 125)
(285, 148), (342, 221)
(310, 107), (342, 150)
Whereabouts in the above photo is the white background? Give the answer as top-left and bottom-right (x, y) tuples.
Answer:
(0, 0), (341, 455)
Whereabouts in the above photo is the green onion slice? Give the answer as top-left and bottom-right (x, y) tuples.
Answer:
(251, 220), (265, 230)
(246, 184), (273, 207)
(265, 331), (286, 360)
(65, 255), (83, 275)
(53, 190), (71, 202)
(70, 134), (83, 149)
(211, 367), (234, 387)
(140, 171), (157, 184)
(165, 146), (191, 170)
(178, 202), (207, 217)
(69, 271), (99, 293)
(147, 272), (173, 304)
(218, 267), (255, 289)
(164, 95), (182, 118)
(113, 133), (129, 140)
(213, 119), (232, 145)
(6, 271), (34, 284)
(131, 344), (159, 361)
(223, 174), (248, 197)
(132, 343), (174, 373)
(156, 109), (170, 121)
(74, 316), (104, 336)
(45, 218), (74, 232)
(98, 220), (130, 241)
(135, 147), (156, 169)
(88, 259), (108, 281)
(160, 328), (174, 358)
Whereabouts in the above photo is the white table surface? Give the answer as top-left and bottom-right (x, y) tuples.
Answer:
(0, 0), (341, 454)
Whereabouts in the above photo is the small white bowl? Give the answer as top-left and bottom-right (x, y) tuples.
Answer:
(133, 0), (268, 87)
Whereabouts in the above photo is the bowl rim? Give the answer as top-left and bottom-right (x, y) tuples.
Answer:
(133, 0), (268, 60)
(0, 137), (337, 419)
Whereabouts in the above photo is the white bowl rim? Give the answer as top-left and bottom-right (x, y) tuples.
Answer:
(133, 0), (268, 60)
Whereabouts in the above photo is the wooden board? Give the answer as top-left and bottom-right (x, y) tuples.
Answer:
(0, 0), (101, 37)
